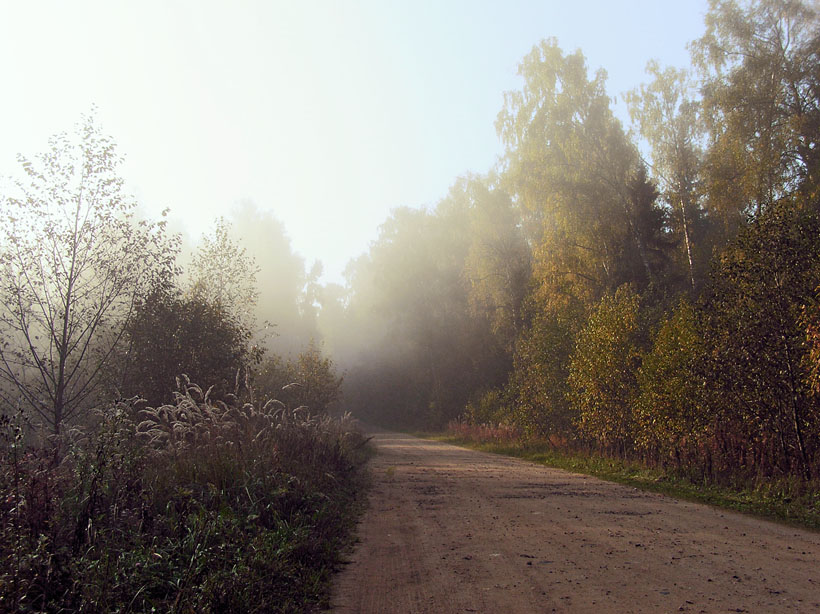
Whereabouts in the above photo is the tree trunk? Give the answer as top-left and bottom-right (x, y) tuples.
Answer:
(680, 198), (696, 291)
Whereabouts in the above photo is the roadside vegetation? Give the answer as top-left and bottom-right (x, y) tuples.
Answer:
(0, 390), (369, 613)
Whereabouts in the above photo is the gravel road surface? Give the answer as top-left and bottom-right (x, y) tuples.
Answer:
(330, 431), (820, 613)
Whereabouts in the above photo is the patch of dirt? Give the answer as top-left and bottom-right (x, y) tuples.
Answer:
(329, 431), (820, 613)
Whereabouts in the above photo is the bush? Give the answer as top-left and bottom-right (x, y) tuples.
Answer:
(635, 300), (710, 464)
(120, 286), (258, 406)
(254, 341), (343, 414)
(462, 387), (512, 425)
(568, 285), (646, 456)
(509, 298), (584, 438)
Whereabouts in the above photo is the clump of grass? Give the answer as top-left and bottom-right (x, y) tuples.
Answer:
(0, 378), (371, 613)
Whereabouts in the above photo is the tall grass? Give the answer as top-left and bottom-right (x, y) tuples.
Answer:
(0, 378), (370, 613)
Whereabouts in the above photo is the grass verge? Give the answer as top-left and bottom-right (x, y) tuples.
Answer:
(418, 432), (820, 532)
(1, 383), (372, 613)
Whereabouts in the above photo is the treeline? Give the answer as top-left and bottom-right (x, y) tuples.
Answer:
(337, 0), (820, 485)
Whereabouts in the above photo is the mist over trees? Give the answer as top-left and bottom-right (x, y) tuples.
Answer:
(0, 109), (352, 614)
(0, 122), (336, 432)
(330, 0), (820, 486)
(1, 0), (818, 492)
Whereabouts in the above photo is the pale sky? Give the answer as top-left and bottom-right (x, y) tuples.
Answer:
(0, 0), (709, 284)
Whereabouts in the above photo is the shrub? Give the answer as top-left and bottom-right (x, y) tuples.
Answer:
(568, 285), (646, 456)
(509, 299), (584, 438)
(254, 341), (343, 414)
(119, 286), (258, 406)
(635, 300), (710, 464)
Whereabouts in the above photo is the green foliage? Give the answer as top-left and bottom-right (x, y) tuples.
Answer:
(497, 40), (672, 302)
(803, 286), (820, 396)
(635, 300), (710, 459)
(568, 285), (645, 454)
(331, 4), (820, 498)
(701, 198), (820, 479)
(287, 340), (344, 413)
(434, 2), (820, 492)
(255, 341), (343, 414)
(120, 285), (257, 406)
(692, 0), (820, 229)
(626, 61), (709, 291)
(509, 297), (583, 438)
(462, 387), (512, 426)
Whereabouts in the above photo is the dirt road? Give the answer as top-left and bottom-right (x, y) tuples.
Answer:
(330, 431), (820, 613)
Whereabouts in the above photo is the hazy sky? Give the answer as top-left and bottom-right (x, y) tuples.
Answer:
(0, 0), (709, 284)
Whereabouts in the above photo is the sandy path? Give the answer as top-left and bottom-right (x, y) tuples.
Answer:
(329, 431), (820, 613)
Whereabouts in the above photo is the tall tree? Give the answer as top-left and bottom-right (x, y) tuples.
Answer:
(462, 175), (531, 352)
(627, 62), (708, 291)
(230, 202), (318, 355)
(692, 0), (820, 231)
(497, 39), (671, 304)
(701, 199), (820, 480)
(0, 114), (178, 433)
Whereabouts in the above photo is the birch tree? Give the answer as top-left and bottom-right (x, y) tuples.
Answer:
(0, 114), (178, 434)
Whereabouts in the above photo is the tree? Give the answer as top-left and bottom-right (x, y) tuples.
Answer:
(568, 285), (646, 455)
(0, 114), (178, 433)
(509, 294), (585, 438)
(497, 39), (672, 304)
(627, 62), (708, 291)
(635, 300), (710, 462)
(255, 341), (343, 414)
(189, 217), (259, 331)
(803, 286), (820, 396)
(692, 0), (820, 229)
(283, 340), (343, 413)
(230, 201), (319, 355)
(462, 175), (531, 352)
(118, 284), (255, 406)
(701, 199), (820, 480)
